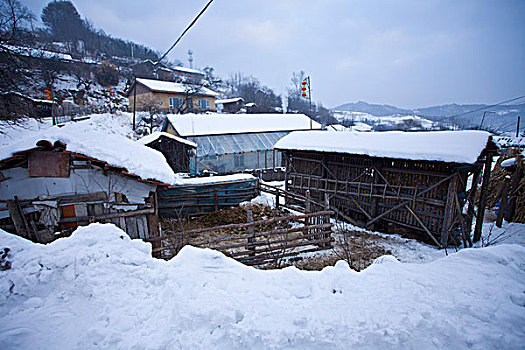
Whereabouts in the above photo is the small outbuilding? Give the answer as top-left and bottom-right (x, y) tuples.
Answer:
(137, 132), (197, 173)
(216, 97), (245, 113)
(275, 130), (498, 247)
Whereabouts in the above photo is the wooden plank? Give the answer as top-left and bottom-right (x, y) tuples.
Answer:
(405, 205), (442, 248)
(455, 193), (472, 247)
(496, 176), (511, 228)
(125, 216), (138, 239)
(505, 166), (523, 222)
(137, 216), (148, 239)
(230, 237), (333, 260)
(189, 224), (333, 248)
(473, 152), (493, 242)
(6, 200), (30, 239)
(440, 174), (458, 247)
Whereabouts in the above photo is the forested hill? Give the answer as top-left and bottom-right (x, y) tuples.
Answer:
(4, 0), (160, 62)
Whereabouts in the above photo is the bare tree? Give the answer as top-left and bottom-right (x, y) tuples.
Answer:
(0, 0), (35, 44)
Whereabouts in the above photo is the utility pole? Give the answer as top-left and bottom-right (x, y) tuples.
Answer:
(517, 116), (521, 138)
(479, 111), (496, 130)
(132, 79), (137, 131)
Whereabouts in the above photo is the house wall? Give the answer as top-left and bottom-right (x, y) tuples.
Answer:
(0, 166), (156, 204)
(128, 86), (216, 113)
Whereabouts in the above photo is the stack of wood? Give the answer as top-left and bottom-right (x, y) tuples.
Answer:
(484, 149), (524, 225)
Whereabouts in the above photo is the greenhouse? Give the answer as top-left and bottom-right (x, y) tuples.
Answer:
(162, 113), (320, 175)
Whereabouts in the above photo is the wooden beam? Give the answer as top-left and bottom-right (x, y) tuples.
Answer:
(455, 193), (472, 247)
(505, 166), (523, 222)
(496, 175), (511, 228)
(405, 204), (442, 248)
(473, 152), (493, 242)
(366, 172), (457, 227)
(440, 174), (458, 247)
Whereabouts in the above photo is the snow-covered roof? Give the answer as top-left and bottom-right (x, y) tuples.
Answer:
(172, 66), (205, 75)
(136, 132), (197, 148)
(275, 130), (493, 164)
(176, 174), (255, 186)
(216, 97), (244, 104)
(0, 123), (178, 185)
(135, 78), (218, 97)
(328, 124), (347, 132)
(166, 113), (322, 137)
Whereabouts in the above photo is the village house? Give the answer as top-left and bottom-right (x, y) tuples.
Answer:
(162, 113), (321, 175)
(130, 59), (206, 82)
(0, 126), (176, 243)
(275, 130), (498, 247)
(125, 78), (218, 113)
(216, 97), (245, 113)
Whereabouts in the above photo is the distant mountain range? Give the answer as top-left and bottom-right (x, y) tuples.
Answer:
(333, 101), (525, 133)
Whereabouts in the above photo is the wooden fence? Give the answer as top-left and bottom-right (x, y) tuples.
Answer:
(147, 210), (334, 266)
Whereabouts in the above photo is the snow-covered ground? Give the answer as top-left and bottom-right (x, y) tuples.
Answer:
(0, 223), (524, 349)
(0, 113), (137, 148)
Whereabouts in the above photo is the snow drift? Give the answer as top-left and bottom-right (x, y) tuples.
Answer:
(0, 224), (524, 349)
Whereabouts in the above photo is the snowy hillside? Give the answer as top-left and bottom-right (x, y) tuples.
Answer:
(0, 223), (524, 349)
(332, 110), (437, 131)
(332, 101), (525, 133)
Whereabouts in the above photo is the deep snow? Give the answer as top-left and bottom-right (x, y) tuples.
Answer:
(0, 223), (524, 349)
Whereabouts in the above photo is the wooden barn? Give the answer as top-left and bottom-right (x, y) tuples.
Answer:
(275, 130), (498, 247)
(137, 132), (197, 173)
(0, 129), (175, 243)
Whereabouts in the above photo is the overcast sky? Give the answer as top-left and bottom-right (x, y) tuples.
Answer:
(24, 0), (525, 109)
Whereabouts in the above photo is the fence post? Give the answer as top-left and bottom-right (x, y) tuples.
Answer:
(323, 192), (331, 246)
(305, 190), (311, 213)
(214, 188), (218, 211)
(247, 209), (255, 257)
(276, 191), (280, 211)
(305, 190), (311, 238)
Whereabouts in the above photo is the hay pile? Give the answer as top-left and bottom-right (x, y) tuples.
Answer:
(482, 149), (525, 223)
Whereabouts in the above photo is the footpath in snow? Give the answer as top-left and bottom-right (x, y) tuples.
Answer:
(1, 223), (524, 350)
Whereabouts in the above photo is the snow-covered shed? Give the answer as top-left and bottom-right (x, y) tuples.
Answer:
(275, 130), (498, 247)
(162, 113), (322, 175)
(137, 132), (197, 173)
(0, 125), (177, 243)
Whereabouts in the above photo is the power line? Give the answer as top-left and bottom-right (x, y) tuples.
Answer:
(156, 0), (215, 64)
(441, 94), (525, 122)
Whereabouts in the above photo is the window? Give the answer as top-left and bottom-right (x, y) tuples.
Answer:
(198, 99), (210, 110)
(169, 97), (183, 110)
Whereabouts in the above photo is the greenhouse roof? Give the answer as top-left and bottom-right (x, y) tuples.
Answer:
(165, 113), (321, 137)
(190, 131), (289, 157)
